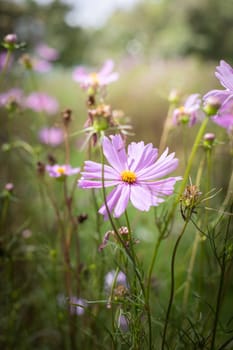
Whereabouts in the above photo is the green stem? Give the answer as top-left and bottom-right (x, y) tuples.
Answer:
(0, 50), (12, 83)
(100, 146), (152, 350)
(161, 218), (190, 350)
(182, 152), (205, 311)
(162, 117), (209, 235)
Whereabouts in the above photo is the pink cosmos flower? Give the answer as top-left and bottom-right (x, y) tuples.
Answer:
(38, 127), (64, 146)
(46, 164), (80, 178)
(203, 61), (233, 133)
(24, 92), (59, 115)
(172, 94), (204, 127)
(204, 60), (233, 106)
(72, 60), (119, 89)
(78, 134), (181, 219)
(36, 44), (59, 61)
(0, 88), (24, 107)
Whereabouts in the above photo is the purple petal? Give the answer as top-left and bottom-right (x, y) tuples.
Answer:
(127, 141), (158, 172)
(99, 60), (114, 76)
(130, 185), (153, 211)
(102, 135), (127, 172)
(113, 184), (130, 218)
(99, 185), (125, 220)
(82, 161), (119, 179)
(215, 60), (233, 91)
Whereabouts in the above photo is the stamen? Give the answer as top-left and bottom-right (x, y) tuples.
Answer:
(57, 167), (65, 175)
(90, 72), (99, 85)
(121, 170), (136, 184)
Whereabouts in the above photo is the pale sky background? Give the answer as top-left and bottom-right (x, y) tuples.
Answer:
(18, 0), (142, 28)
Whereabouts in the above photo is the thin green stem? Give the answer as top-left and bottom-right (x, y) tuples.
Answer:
(210, 204), (232, 350)
(161, 219), (190, 350)
(0, 50), (12, 83)
(100, 145), (152, 349)
(162, 117), (209, 235)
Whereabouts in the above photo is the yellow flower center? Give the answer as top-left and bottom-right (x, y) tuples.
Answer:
(57, 167), (65, 175)
(121, 170), (137, 184)
(179, 106), (186, 113)
(90, 72), (99, 85)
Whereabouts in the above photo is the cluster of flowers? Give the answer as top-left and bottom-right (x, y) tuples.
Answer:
(172, 60), (233, 134)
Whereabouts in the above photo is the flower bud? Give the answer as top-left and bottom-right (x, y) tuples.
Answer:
(62, 108), (72, 126)
(168, 89), (180, 105)
(203, 96), (221, 116)
(4, 34), (17, 44)
(203, 132), (216, 149)
(5, 183), (14, 192)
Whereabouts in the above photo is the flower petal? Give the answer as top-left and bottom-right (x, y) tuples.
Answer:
(102, 135), (127, 172)
(98, 185), (125, 219)
(127, 141), (158, 172)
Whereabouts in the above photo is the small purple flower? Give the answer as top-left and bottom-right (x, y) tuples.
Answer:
(38, 127), (64, 147)
(78, 134), (181, 219)
(105, 270), (128, 291)
(172, 94), (204, 127)
(204, 60), (233, 106)
(46, 164), (80, 178)
(24, 92), (59, 115)
(72, 60), (119, 89)
(0, 88), (24, 107)
(69, 297), (87, 316)
(36, 44), (59, 61)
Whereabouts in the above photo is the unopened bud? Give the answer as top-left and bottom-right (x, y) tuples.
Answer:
(37, 161), (45, 176)
(4, 34), (17, 44)
(47, 154), (57, 165)
(62, 108), (72, 125)
(203, 96), (221, 116)
(203, 133), (216, 149)
(5, 183), (14, 192)
(168, 89), (181, 105)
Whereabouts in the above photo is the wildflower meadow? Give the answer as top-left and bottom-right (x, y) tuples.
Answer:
(1, 33), (233, 350)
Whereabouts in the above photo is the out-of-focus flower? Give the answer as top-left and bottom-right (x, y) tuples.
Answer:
(105, 270), (128, 291)
(38, 127), (64, 147)
(202, 133), (216, 150)
(211, 99), (233, 133)
(36, 44), (59, 61)
(73, 59), (119, 90)
(46, 164), (80, 178)
(24, 92), (59, 115)
(172, 94), (204, 127)
(79, 134), (181, 219)
(0, 52), (13, 71)
(204, 60), (233, 107)
(4, 34), (17, 44)
(69, 297), (87, 316)
(33, 59), (52, 73)
(5, 183), (14, 192)
(118, 312), (129, 332)
(0, 88), (24, 109)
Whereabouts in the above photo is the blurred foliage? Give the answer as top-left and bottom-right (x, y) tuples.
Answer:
(1, 0), (233, 66)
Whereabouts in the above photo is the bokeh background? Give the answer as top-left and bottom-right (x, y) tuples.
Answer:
(1, 2), (233, 348)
